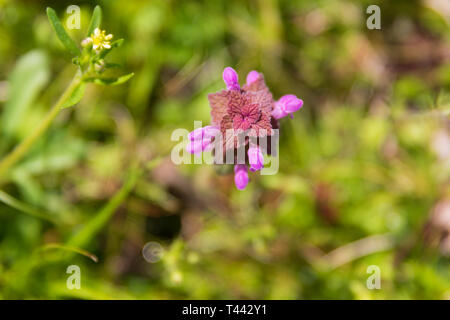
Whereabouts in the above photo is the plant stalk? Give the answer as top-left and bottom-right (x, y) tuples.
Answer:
(0, 72), (82, 180)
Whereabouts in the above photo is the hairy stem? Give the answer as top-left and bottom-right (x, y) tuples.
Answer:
(0, 72), (82, 180)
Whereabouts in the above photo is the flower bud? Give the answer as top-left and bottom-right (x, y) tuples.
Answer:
(81, 37), (93, 47)
(272, 94), (303, 119)
(186, 138), (212, 155)
(248, 145), (264, 171)
(234, 164), (249, 190)
(188, 126), (219, 141)
(223, 67), (240, 91)
(246, 71), (260, 85)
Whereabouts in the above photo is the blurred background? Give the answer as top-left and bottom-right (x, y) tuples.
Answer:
(0, 0), (449, 299)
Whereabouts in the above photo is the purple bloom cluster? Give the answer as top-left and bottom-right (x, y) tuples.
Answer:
(187, 67), (303, 190)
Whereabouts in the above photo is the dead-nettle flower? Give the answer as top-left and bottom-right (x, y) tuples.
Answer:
(187, 67), (304, 190)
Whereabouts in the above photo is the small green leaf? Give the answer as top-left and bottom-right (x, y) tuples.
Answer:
(86, 73), (134, 86)
(110, 39), (124, 48)
(61, 82), (86, 109)
(46, 7), (81, 56)
(86, 5), (102, 37)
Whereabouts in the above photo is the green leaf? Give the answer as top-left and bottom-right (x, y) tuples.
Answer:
(11, 134), (86, 176)
(86, 5), (102, 37)
(85, 73), (134, 86)
(0, 50), (50, 140)
(0, 190), (60, 225)
(60, 82), (86, 109)
(46, 7), (80, 56)
(39, 243), (98, 262)
(104, 63), (122, 69)
(110, 39), (124, 49)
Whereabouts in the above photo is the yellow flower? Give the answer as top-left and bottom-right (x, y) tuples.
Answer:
(83, 28), (113, 51)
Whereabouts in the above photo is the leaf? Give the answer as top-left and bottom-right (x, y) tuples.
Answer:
(0, 50), (50, 141)
(39, 243), (98, 263)
(86, 5), (102, 37)
(111, 39), (124, 48)
(46, 7), (81, 56)
(104, 62), (122, 69)
(0, 190), (60, 225)
(60, 82), (86, 109)
(11, 135), (86, 176)
(85, 73), (134, 86)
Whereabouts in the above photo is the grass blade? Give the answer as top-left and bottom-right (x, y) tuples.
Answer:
(0, 190), (60, 225)
(67, 167), (140, 248)
(39, 243), (98, 263)
(46, 7), (80, 56)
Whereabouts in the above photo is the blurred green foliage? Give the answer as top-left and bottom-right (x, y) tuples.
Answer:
(0, 0), (449, 299)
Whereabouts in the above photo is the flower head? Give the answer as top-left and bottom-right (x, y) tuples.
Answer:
(208, 69), (274, 152)
(187, 67), (304, 190)
(84, 28), (113, 51)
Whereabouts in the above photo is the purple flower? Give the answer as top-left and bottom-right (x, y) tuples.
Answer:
(234, 164), (249, 190)
(186, 138), (213, 155)
(246, 70), (260, 85)
(186, 67), (304, 190)
(188, 126), (219, 141)
(272, 94), (303, 119)
(248, 145), (264, 172)
(186, 126), (220, 155)
(223, 67), (240, 91)
(209, 71), (274, 153)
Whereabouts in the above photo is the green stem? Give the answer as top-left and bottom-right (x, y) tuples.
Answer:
(0, 72), (82, 180)
(67, 165), (140, 248)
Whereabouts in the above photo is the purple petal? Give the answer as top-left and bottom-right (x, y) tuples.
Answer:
(203, 126), (220, 139)
(234, 164), (249, 190)
(186, 138), (213, 155)
(246, 70), (260, 85)
(188, 126), (219, 141)
(271, 104), (287, 119)
(186, 140), (202, 155)
(272, 95), (303, 119)
(282, 95), (303, 113)
(223, 67), (240, 91)
(248, 146), (264, 171)
(188, 127), (205, 141)
(202, 137), (215, 152)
